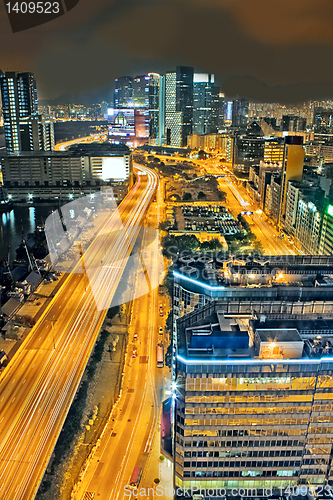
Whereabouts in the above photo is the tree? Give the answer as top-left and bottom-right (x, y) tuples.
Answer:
(183, 192), (192, 201)
(165, 310), (173, 334)
(161, 234), (200, 257)
(197, 149), (206, 159)
(198, 191), (207, 200)
(201, 239), (223, 251)
(159, 221), (171, 231)
(165, 342), (172, 369)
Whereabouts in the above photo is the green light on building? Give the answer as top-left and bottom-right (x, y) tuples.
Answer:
(328, 205), (333, 217)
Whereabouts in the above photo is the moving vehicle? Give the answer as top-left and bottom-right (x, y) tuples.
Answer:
(133, 333), (138, 341)
(129, 466), (142, 488)
(156, 344), (164, 368)
(159, 327), (163, 335)
(132, 347), (137, 358)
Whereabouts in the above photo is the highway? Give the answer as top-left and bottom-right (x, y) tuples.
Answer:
(0, 164), (158, 500)
(72, 177), (168, 500)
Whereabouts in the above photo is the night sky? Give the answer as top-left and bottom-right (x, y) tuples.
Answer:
(1, 0), (333, 103)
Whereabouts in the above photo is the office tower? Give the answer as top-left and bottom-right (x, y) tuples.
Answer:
(176, 66), (194, 146)
(165, 66), (194, 147)
(148, 73), (165, 146)
(114, 76), (133, 108)
(231, 97), (249, 128)
(193, 74), (219, 135)
(224, 100), (233, 126)
(218, 93), (225, 129)
(281, 115), (306, 133)
(278, 136), (305, 227)
(165, 72), (182, 147)
(173, 302), (333, 493)
(233, 123), (265, 173)
(19, 114), (55, 151)
(132, 75), (150, 108)
(113, 73), (165, 146)
(0, 71), (38, 152)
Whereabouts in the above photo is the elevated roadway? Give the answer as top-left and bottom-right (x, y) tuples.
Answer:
(0, 164), (158, 500)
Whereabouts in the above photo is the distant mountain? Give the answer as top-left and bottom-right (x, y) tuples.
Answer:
(39, 87), (114, 106)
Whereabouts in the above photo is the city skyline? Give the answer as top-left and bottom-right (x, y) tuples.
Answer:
(2, 3), (333, 499)
(1, 0), (333, 102)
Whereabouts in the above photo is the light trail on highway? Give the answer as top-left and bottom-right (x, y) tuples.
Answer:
(72, 174), (167, 500)
(0, 164), (158, 500)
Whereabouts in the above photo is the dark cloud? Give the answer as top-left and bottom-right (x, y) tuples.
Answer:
(1, 0), (333, 102)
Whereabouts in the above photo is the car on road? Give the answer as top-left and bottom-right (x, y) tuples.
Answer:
(159, 327), (163, 335)
(133, 334), (138, 341)
(132, 348), (137, 358)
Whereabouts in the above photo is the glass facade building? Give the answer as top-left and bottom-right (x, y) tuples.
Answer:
(0, 71), (38, 152)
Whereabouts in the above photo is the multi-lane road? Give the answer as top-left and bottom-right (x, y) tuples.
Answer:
(72, 174), (168, 500)
(0, 164), (158, 500)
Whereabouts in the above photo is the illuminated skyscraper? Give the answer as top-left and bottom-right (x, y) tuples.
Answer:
(0, 71), (38, 152)
(165, 66), (194, 147)
(193, 73), (219, 135)
(113, 73), (165, 145)
(114, 76), (133, 108)
(148, 73), (165, 146)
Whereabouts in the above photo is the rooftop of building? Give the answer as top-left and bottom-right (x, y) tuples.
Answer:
(174, 254), (333, 288)
(0, 142), (131, 158)
(177, 305), (333, 362)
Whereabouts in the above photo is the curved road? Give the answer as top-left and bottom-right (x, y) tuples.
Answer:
(0, 164), (158, 500)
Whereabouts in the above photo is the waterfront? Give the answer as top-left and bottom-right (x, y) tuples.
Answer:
(0, 205), (58, 263)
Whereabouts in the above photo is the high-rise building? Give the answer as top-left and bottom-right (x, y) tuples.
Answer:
(19, 114), (55, 151)
(176, 66), (194, 146)
(148, 73), (165, 146)
(218, 93), (225, 130)
(278, 136), (305, 228)
(114, 76), (133, 108)
(231, 97), (249, 128)
(132, 75), (150, 108)
(193, 74), (219, 135)
(165, 67), (194, 147)
(165, 72), (182, 147)
(0, 71), (38, 152)
(113, 73), (165, 146)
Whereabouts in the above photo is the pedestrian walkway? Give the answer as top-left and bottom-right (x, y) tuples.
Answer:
(141, 422), (173, 499)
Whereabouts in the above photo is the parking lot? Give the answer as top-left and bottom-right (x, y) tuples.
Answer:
(180, 204), (243, 236)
